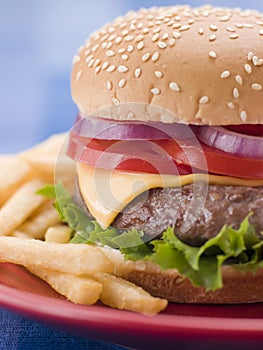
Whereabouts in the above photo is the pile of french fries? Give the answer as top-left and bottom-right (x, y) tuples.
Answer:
(0, 134), (167, 315)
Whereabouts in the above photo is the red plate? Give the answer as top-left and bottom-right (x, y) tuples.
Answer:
(1, 262), (263, 350)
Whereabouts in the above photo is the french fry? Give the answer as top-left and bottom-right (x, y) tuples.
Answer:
(0, 157), (32, 207)
(17, 201), (60, 240)
(0, 236), (113, 274)
(0, 179), (46, 235)
(20, 134), (75, 183)
(93, 273), (168, 316)
(45, 224), (72, 243)
(28, 267), (102, 305)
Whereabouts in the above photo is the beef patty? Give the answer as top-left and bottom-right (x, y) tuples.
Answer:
(75, 181), (263, 247)
(113, 183), (263, 246)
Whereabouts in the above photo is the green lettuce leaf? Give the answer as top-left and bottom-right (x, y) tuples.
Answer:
(37, 183), (263, 291)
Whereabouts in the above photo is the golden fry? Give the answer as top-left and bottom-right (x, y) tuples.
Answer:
(94, 273), (168, 316)
(45, 224), (72, 243)
(0, 158), (32, 207)
(0, 236), (113, 274)
(28, 267), (102, 305)
(18, 201), (60, 240)
(0, 179), (46, 235)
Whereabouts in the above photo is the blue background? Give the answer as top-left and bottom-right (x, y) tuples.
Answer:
(1, 0), (263, 154)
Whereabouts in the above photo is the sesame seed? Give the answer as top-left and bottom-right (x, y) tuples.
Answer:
(221, 71), (230, 78)
(118, 48), (126, 53)
(209, 24), (218, 31)
(137, 41), (144, 50)
(174, 16), (181, 21)
(220, 15), (230, 22)
(93, 59), (100, 67)
(158, 41), (167, 49)
(135, 34), (144, 42)
(252, 56), (259, 66)
(118, 65), (129, 73)
(172, 31), (181, 39)
(118, 79), (126, 88)
(226, 27), (235, 32)
(151, 88), (160, 95)
(179, 24), (190, 32)
(121, 30), (128, 36)
(198, 28), (204, 35)
(227, 102), (235, 109)
(122, 54), (128, 60)
(102, 61), (109, 70)
(112, 97), (120, 106)
(88, 59), (94, 68)
(107, 65), (116, 72)
(162, 33), (169, 40)
(259, 30), (263, 35)
(230, 34), (239, 39)
(153, 27), (161, 33)
(72, 55), (80, 64)
(101, 42), (107, 49)
(106, 42), (113, 49)
(134, 68), (141, 78)
(130, 23), (136, 31)
(209, 51), (217, 58)
(247, 52), (254, 61)
(244, 23), (253, 28)
(124, 35), (134, 42)
(257, 21), (263, 26)
(172, 23), (181, 29)
(152, 51), (160, 62)
(106, 50), (115, 57)
(235, 23), (244, 28)
(115, 36), (122, 44)
(143, 28), (150, 34)
(169, 82), (180, 92)
(233, 88), (239, 98)
(94, 66), (101, 74)
(251, 83), (262, 91)
(109, 34), (117, 41)
(142, 53), (151, 61)
(235, 75), (243, 85)
(92, 44), (99, 52)
(106, 81), (112, 90)
(152, 33), (160, 42)
(154, 71), (163, 78)
(258, 59), (263, 66)
(209, 34), (217, 41)
(127, 45), (134, 52)
(169, 38), (176, 46)
(76, 70), (82, 80)
(240, 110), (247, 122)
(244, 63), (252, 74)
(188, 19), (195, 25)
(199, 96), (209, 104)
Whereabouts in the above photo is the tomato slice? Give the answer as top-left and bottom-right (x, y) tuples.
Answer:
(67, 133), (263, 179)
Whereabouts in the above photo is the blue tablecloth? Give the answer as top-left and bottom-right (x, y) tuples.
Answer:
(0, 308), (126, 350)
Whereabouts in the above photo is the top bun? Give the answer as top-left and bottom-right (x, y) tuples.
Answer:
(71, 5), (263, 125)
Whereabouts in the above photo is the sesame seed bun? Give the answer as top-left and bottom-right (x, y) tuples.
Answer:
(71, 5), (263, 125)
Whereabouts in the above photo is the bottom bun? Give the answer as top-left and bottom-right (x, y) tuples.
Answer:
(99, 246), (263, 304)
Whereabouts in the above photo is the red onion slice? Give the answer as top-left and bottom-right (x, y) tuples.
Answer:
(194, 126), (263, 159)
(72, 114), (194, 140)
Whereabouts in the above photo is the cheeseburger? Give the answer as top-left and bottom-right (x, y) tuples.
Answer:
(64, 5), (263, 303)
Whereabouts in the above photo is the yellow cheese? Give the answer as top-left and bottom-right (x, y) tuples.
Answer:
(77, 163), (263, 228)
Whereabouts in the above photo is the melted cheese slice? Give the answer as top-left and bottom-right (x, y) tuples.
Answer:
(77, 163), (263, 228)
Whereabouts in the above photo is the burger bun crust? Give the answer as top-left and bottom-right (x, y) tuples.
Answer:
(71, 5), (263, 125)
